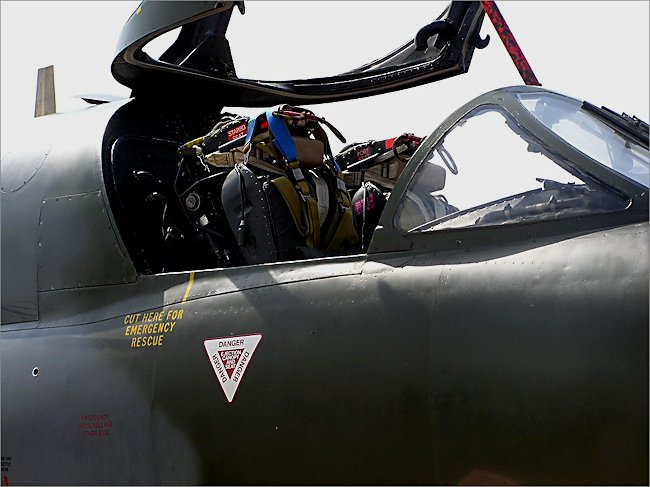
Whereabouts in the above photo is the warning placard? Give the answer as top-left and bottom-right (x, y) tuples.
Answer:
(204, 334), (262, 403)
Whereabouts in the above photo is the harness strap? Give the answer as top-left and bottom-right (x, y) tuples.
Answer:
(271, 175), (321, 248)
(267, 110), (326, 248)
(244, 118), (258, 145)
(266, 108), (298, 162)
(253, 141), (278, 161)
(321, 171), (358, 250)
(302, 119), (356, 248)
(244, 110), (323, 248)
(244, 107), (357, 250)
(324, 202), (357, 250)
(271, 177), (308, 234)
(288, 162), (321, 247)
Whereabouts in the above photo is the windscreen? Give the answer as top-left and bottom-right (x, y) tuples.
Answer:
(518, 92), (649, 188)
(394, 105), (629, 233)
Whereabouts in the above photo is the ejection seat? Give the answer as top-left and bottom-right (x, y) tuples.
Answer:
(221, 136), (336, 265)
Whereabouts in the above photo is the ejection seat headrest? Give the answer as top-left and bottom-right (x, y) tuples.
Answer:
(292, 136), (325, 169)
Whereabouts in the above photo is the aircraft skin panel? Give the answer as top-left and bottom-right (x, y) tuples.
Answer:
(1, 101), (131, 325)
(0, 253), (437, 485)
(423, 222), (648, 484)
(1, 223), (647, 484)
(30, 255), (365, 330)
(37, 191), (136, 291)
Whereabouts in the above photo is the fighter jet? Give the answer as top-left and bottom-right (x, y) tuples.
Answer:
(1, 1), (648, 485)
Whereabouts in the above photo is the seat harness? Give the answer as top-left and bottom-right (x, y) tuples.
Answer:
(243, 105), (358, 250)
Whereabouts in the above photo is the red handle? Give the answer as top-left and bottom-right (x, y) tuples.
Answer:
(481, 1), (541, 86)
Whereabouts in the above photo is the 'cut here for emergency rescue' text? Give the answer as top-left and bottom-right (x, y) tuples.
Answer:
(123, 309), (185, 348)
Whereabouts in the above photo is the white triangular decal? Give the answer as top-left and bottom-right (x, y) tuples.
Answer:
(204, 334), (262, 403)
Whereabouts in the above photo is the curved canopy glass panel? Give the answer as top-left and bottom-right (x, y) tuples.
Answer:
(394, 103), (629, 233)
(518, 92), (649, 188)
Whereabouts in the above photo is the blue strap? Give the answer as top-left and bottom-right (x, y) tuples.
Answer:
(266, 108), (297, 162)
(244, 118), (257, 145)
(327, 148), (341, 172)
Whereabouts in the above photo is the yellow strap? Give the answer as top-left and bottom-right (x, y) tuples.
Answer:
(246, 155), (285, 176)
(271, 177), (308, 235)
(288, 162), (321, 248)
(322, 200), (357, 250)
(304, 195), (321, 248)
(326, 206), (357, 250)
(272, 176), (321, 248)
(321, 205), (341, 248)
(205, 150), (247, 168)
(181, 136), (205, 149)
(251, 130), (271, 143)
(294, 177), (320, 247)
(321, 172), (359, 249)
(255, 141), (279, 161)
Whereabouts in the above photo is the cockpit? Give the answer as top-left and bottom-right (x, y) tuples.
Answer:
(104, 87), (648, 276)
(105, 102), (422, 274)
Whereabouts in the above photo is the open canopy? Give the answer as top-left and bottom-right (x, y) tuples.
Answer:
(111, 1), (487, 106)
